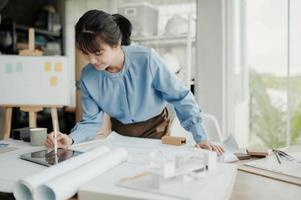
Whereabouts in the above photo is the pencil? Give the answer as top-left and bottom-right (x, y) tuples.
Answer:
(275, 152), (281, 164)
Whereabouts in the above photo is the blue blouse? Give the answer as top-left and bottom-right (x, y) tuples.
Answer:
(70, 45), (208, 143)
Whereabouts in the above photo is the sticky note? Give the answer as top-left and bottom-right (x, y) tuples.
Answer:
(5, 64), (13, 73)
(15, 63), (23, 72)
(55, 62), (62, 72)
(50, 76), (58, 86)
(44, 62), (51, 72)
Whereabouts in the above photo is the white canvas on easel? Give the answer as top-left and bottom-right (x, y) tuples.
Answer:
(0, 55), (70, 106)
(0, 54), (70, 139)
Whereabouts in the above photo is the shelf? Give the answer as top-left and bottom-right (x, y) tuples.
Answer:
(0, 22), (63, 55)
(132, 34), (195, 46)
(16, 25), (61, 37)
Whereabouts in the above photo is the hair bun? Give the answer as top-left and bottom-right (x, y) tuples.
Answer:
(112, 14), (132, 46)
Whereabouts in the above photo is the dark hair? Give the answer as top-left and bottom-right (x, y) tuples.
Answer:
(75, 10), (132, 54)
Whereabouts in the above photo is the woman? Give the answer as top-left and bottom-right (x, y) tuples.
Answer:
(45, 10), (224, 155)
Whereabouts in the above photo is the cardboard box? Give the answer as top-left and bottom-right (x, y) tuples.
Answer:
(118, 2), (158, 37)
(161, 136), (186, 146)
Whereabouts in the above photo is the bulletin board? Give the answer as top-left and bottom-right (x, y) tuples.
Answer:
(0, 55), (70, 106)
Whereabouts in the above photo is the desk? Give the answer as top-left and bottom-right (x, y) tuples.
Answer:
(0, 137), (236, 200)
(231, 170), (301, 200)
(65, 172), (301, 200)
(78, 162), (236, 200)
(231, 146), (301, 200)
(0, 138), (300, 200)
(3, 171), (298, 200)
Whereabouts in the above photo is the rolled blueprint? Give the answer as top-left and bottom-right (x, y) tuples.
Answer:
(35, 148), (128, 200)
(14, 146), (110, 200)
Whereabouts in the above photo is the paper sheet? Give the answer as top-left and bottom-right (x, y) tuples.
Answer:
(13, 146), (110, 200)
(218, 153), (239, 163)
(35, 148), (128, 200)
(70, 132), (237, 164)
(221, 134), (239, 152)
(244, 152), (301, 179)
(104, 132), (238, 164)
(0, 146), (18, 154)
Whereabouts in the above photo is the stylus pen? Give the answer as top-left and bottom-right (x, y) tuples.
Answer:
(53, 119), (58, 155)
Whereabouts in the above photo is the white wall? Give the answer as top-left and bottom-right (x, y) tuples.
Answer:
(195, 0), (226, 139)
(195, 0), (249, 146)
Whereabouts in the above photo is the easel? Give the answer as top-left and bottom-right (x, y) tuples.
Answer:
(2, 28), (60, 139)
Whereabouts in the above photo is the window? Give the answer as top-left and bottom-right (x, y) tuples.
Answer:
(236, 0), (301, 148)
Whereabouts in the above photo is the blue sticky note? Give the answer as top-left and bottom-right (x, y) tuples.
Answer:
(5, 64), (13, 73)
(15, 63), (23, 72)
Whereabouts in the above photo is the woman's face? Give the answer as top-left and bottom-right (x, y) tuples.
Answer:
(82, 43), (120, 71)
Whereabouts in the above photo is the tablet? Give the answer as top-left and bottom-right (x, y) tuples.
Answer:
(20, 148), (83, 167)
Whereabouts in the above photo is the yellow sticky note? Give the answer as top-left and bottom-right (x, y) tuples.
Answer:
(55, 62), (62, 72)
(44, 62), (51, 72)
(50, 76), (57, 86)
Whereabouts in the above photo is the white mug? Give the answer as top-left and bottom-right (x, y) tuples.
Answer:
(30, 128), (47, 146)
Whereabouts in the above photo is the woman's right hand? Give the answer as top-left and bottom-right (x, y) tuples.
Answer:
(44, 132), (73, 149)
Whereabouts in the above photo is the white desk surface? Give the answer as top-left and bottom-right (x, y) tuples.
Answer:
(0, 139), (47, 193)
(3, 134), (300, 200)
(0, 134), (237, 200)
(75, 133), (238, 200)
(78, 162), (236, 200)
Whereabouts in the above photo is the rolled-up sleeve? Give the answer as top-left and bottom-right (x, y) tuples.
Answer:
(149, 49), (208, 142)
(69, 78), (104, 144)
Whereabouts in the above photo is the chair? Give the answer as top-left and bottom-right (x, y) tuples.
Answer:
(202, 113), (223, 143)
(170, 113), (223, 143)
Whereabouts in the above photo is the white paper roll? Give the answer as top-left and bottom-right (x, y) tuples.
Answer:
(14, 146), (110, 200)
(35, 148), (128, 200)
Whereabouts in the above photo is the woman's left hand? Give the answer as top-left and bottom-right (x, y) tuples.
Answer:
(195, 140), (225, 155)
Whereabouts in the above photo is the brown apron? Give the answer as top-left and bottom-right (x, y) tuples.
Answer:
(111, 108), (171, 139)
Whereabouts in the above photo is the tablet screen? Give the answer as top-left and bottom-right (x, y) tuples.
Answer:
(20, 149), (83, 167)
